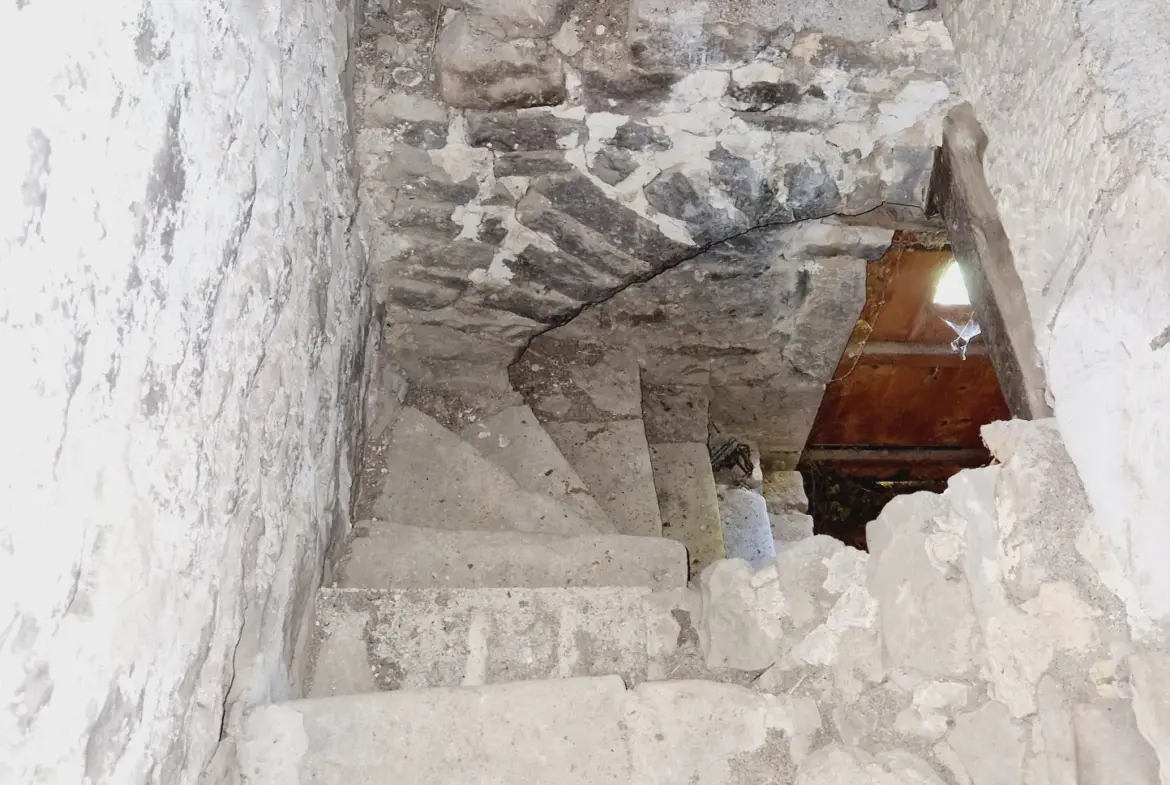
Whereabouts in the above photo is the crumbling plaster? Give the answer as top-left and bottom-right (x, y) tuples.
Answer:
(0, 1), (367, 782)
(939, 0), (1170, 621)
(688, 418), (1165, 785)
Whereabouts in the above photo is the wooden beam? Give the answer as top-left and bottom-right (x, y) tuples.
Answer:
(803, 447), (991, 464)
(931, 104), (1053, 419)
(860, 341), (987, 357)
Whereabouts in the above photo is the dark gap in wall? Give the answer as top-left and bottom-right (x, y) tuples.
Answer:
(798, 230), (1010, 549)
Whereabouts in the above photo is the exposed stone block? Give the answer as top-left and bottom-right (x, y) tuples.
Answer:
(719, 488), (775, 569)
(435, 13), (566, 110)
(610, 121), (673, 153)
(867, 492), (982, 679)
(527, 172), (695, 265)
(493, 150), (575, 177)
(772, 511), (815, 548)
(795, 745), (947, 785)
(763, 470), (809, 514)
(340, 522), (688, 590)
(310, 587), (651, 694)
(588, 146), (640, 185)
(1073, 700), (1160, 785)
(940, 701), (1025, 785)
(644, 167), (743, 244)
(642, 384), (709, 444)
(465, 110), (586, 151)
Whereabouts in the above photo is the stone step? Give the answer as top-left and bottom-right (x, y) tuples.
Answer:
(307, 586), (654, 697)
(339, 521), (688, 591)
(511, 337), (663, 537)
(649, 442), (726, 577)
(369, 405), (601, 537)
(458, 404), (617, 534)
(544, 419), (663, 537)
(719, 487), (776, 568)
(238, 677), (814, 785)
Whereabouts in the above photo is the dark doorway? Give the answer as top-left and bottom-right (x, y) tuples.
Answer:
(799, 231), (1011, 549)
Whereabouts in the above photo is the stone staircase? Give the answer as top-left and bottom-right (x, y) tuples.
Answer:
(232, 367), (808, 784)
(228, 411), (1139, 785)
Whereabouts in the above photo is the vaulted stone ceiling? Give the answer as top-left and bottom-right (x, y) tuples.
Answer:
(358, 0), (958, 453)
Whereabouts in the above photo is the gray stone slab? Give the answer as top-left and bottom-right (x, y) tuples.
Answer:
(1073, 700), (1160, 785)
(762, 470), (809, 514)
(340, 521), (687, 591)
(642, 384), (710, 443)
(459, 405), (616, 533)
(238, 677), (632, 785)
(649, 443), (725, 577)
(309, 587), (651, 696)
(512, 337), (644, 421)
(708, 383), (826, 458)
(372, 406), (600, 536)
(771, 511), (815, 549)
(718, 488), (775, 569)
(239, 677), (816, 785)
(434, 13), (565, 110)
(626, 681), (812, 784)
(545, 420), (663, 537)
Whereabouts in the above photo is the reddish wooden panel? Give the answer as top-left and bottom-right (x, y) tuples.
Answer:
(808, 358), (1011, 448)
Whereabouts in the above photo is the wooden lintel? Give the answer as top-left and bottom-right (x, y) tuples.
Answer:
(860, 341), (987, 358)
(803, 447), (991, 464)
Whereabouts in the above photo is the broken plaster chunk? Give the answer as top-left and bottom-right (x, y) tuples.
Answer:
(795, 744), (947, 785)
(435, 13), (566, 110)
(790, 583), (879, 668)
(1073, 700), (1160, 785)
(698, 558), (785, 671)
(868, 500), (981, 679)
(894, 681), (971, 741)
(772, 512), (816, 549)
(1020, 581), (1101, 653)
(942, 701), (1025, 785)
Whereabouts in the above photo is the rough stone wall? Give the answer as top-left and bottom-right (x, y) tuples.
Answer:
(937, 0), (1170, 621)
(556, 219), (892, 456)
(693, 419), (1167, 785)
(358, 0), (958, 414)
(0, 1), (366, 782)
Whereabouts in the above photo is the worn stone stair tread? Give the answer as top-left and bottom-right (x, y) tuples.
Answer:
(339, 521), (688, 590)
(649, 442), (726, 577)
(544, 419), (663, 538)
(509, 338), (662, 536)
(371, 405), (601, 536)
(238, 677), (804, 785)
(458, 404), (618, 534)
(307, 586), (653, 696)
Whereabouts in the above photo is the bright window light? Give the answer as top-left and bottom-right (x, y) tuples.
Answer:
(934, 261), (970, 306)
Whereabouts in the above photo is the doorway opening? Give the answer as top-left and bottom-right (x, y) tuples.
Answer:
(798, 231), (1010, 549)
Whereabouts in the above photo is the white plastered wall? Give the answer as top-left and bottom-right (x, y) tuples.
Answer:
(940, 0), (1170, 621)
(0, 0), (367, 782)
